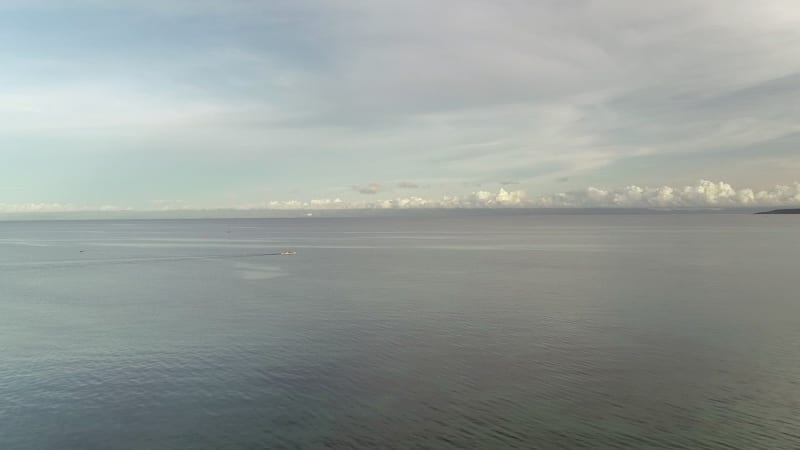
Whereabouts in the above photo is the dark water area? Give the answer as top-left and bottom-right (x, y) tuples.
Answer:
(1, 214), (799, 449)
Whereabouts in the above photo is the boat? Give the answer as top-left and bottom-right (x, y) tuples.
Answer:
(280, 251), (296, 255)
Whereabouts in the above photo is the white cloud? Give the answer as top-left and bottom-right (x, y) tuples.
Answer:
(4, 180), (800, 213)
(0, 203), (132, 213)
(0, 203), (76, 213)
(240, 180), (800, 210)
(533, 180), (800, 208)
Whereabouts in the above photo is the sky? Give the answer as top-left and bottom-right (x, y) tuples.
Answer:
(2, 0), (800, 212)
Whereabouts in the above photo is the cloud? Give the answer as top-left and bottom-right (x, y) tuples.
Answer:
(0, 203), (131, 213)
(5, 180), (800, 213)
(353, 183), (382, 195)
(2, 1), (800, 205)
(239, 180), (800, 210)
(234, 187), (528, 210)
(0, 203), (76, 213)
(397, 181), (419, 189)
(533, 180), (800, 208)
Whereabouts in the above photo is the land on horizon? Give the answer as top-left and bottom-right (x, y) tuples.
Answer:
(756, 209), (800, 214)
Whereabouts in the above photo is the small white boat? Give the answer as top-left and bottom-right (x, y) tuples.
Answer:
(280, 251), (296, 255)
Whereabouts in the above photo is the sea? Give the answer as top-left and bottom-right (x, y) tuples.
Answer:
(1, 213), (799, 449)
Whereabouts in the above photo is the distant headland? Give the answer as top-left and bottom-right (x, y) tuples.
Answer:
(756, 209), (800, 214)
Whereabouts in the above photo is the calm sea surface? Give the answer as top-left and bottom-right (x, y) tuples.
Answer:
(1, 214), (799, 449)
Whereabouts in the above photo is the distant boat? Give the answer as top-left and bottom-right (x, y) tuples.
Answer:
(280, 251), (296, 255)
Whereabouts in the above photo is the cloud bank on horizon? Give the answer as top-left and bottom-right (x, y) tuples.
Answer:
(1, 0), (799, 209)
(3, 180), (800, 213)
